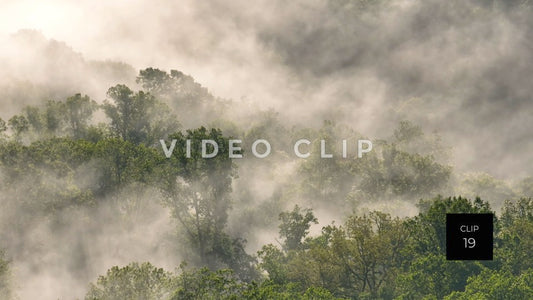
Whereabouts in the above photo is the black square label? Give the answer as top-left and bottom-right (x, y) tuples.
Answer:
(446, 213), (493, 260)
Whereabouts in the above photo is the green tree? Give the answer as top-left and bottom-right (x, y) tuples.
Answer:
(258, 244), (289, 285)
(94, 138), (162, 195)
(85, 262), (175, 300)
(498, 198), (533, 274)
(258, 205), (318, 288)
(0, 138), (96, 215)
(20, 102), (66, 137)
(244, 281), (340, 300)
(297, 121), (353, 208)
(43, 100), (65, 134)
(396, 254), (483, 300)
(64, 93), (98, 138)
(24, 105), (44, 134)
(393, 120), (450, 161)
(445, 269), (533, 300)
(347, 121), (452, 204)
(397, 196), (495, 299)
(170, 266), (341, 300)
(137, 68), (173, 95)
(136, 68), (226, 128)
(160, 127), (257, 280)
(329, 212), (408, 298)
(5, 96), (97, 140)
(500, 197), (533, 228)
(407, 196), (495, 255)
(0, 118), (6, 133)
(136, 68), (213, 110)
(7, 115), (29, 139)
(0, 118), (7, 142)
(171, 267), (246, 300)
(260, 209), (408, 298)
(279, 205), (318, 251)
(103, 84), (178, 145)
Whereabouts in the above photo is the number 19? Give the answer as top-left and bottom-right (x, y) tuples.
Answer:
(463, 237), (475, 248)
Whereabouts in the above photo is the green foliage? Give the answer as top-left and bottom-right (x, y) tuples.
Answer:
(257, 197), (504, 299)
(397, 196), (495, 299)
(393, 120), (423, 143)
(136, 68), (225, 128)
(279, 205), (318, 251)
(329, 212), (408, 298)
(381, 146), (451, 197)
(0, 69), (531, 300)
(297, 121), (354, 209)
(0, 118), (6, 133)
(171, 267), (343, 300)
(85, 262), (175, 300)
(445, 269), (533, 300)
(10, 95), (97, 140)
(7, 115), (29, 138)
(260, 207), (409, 299)
(244, 281), (341, 300)
(137, 69), (213, 109)
(393, 120), (450, 161)
(345, 121), (452, 205)
(258, 244), (289, 284)
(171, 267), (247, 300)
(64, 93), (98, 138)
(0, 138), (97, 215)
(160, 127), (257, 280)
(500, 197), (533, 228)
(396, 254), (484, 300)
(408, 196), (494, 255)
(103, 84), (179, 145)
(137, 68), (173, 94)
(497, 198), (533, 274)
(87, 264), (343, 300)
(95, 138), (164, 194)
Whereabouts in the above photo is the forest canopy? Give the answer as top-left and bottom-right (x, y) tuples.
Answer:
(0, 67), (530, 299)
(1, 0), (533, 299)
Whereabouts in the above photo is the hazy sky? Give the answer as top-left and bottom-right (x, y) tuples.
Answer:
(1, 0), (533, 176)
(0, 0), (287, 104)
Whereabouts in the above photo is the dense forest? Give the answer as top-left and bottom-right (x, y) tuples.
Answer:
(0, 67), (530, 299)
(1, 0), (533, 299)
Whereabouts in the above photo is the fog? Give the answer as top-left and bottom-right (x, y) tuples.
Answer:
(3, 0), (532, 176)
(1, 0), (532, 299)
